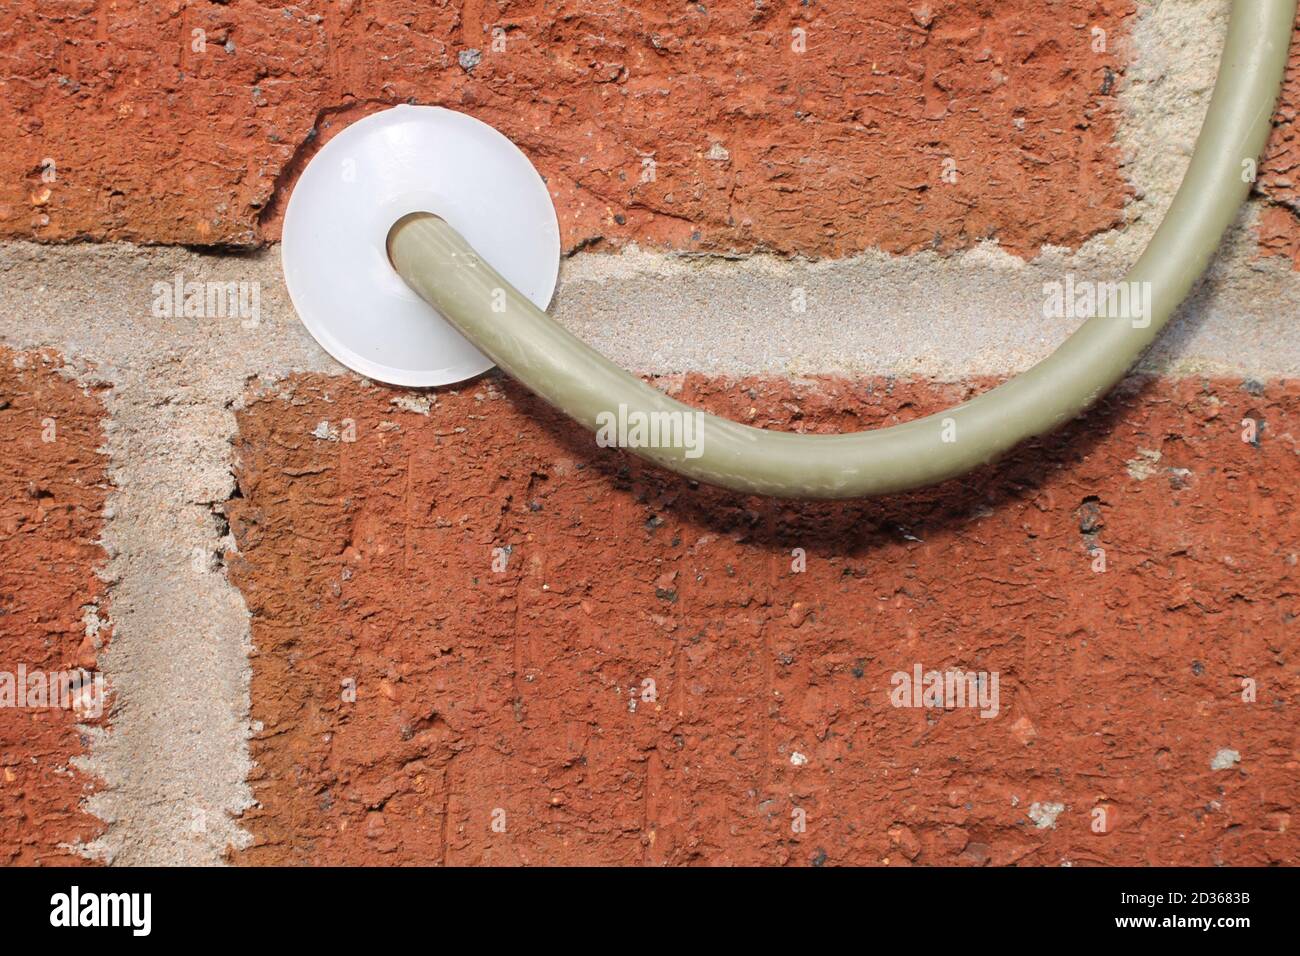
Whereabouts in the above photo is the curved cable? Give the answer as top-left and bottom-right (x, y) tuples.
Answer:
(389, 0), (1296, 499)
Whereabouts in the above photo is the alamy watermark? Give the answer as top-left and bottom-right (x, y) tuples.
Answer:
(50, 886), (150, 936)
(890, 663), (999, 718)
(595, 403), (705, 459)
(1043, 274), (1152, 328)
(151, 273), (261, 328)
(0, 665), (104, 719)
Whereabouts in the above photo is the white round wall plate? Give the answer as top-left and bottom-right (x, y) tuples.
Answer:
(281, 105), (561, 386)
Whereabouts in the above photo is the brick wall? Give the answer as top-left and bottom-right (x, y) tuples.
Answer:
(0, 350), (108, 864)
(1, 0), (1144, 255)
(227, 375), (1298, 865)
(0, 1), (1296, 866)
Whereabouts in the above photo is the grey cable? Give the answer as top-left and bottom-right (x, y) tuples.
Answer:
(389, 0), (1296, 499)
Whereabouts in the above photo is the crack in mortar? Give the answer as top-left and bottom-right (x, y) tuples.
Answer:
(0, 0), (1294, 864)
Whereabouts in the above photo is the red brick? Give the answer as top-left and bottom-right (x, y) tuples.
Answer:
(1260, 9), (1300, 267)
(228, 374), (1299, 865)
(1, 0), (1134, 257)
(1257, 203), (1300, 268)
(0, 349), (109, 865)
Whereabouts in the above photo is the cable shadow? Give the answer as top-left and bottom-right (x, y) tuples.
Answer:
(479, 371), (1155, 556)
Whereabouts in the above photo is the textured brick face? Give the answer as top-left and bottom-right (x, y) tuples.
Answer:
(229, 374), (1298, 866)
(1, 0), (1134, 256)
(1260, 13), (1300, 267)
(0, 349), (108, 865)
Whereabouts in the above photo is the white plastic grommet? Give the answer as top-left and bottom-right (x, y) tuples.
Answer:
(281, 105), (561, 387)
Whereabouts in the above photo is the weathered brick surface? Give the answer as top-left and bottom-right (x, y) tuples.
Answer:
(228, 374), (1298, 866)
(0, 349), (108, 865)
(1261, 10), (1300, 267)
(1, 0), (1135, 257)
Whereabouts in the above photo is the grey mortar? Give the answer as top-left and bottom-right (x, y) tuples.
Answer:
(0, 0), (1295, 864)
(0, 244), (336, 864)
